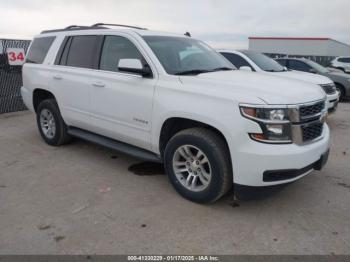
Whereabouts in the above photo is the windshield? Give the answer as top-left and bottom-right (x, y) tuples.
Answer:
(142, 36), (235, 75)
(306, 60), (329, 73)
(241, 50), (285, 72)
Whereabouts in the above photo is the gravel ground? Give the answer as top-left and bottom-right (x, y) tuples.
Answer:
(0, 103), (349, 255)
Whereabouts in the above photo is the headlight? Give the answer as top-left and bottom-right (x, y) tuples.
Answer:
(320, 83), (337, 94)
(241, 107), (288, 121)
(240, 105), (292, 144)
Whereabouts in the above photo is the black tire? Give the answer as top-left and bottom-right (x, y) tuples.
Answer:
(335, 83), (346, 102)
(164, 128), (233, 204)
(36, 99), (71, 146)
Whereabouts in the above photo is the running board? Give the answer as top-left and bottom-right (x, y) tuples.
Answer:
(67, 127), (162, 163)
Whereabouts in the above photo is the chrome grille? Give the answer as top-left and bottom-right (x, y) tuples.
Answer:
(302, 123), (323, 142)
(290, 99), (326, 145)
(299, 101), (325, 119)
(320, 84), (337, 95)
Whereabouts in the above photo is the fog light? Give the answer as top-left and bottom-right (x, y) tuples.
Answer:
(266, 124), (283, 135)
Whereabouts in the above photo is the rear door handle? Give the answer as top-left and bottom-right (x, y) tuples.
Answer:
(53, 74), (62, 80)
(92, 81), (106, 88)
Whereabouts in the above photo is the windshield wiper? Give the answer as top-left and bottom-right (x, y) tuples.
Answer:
(264, 69), (284, 72)
(211, 67), (234, 72)
(174, 67), (234, 76)
(174, 69), (212, 75)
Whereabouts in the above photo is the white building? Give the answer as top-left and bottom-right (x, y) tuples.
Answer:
(249, 37), (350, 57)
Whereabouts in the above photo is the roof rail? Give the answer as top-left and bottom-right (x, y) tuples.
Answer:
(91, 23), (147, 30)
(40, 23), (147, 34)
(64, 25), (91, 30)
(41, 25), (107, 34)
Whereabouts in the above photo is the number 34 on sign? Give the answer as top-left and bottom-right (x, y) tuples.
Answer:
(7, 48), (26, 66)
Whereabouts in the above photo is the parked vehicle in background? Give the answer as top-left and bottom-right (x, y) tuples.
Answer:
(327, 67), (345, 74)
(21, 24), (330, 203)
(276, 57), (350, 101)
(330, 56), (350, 73)
(219, 50), (339, 113)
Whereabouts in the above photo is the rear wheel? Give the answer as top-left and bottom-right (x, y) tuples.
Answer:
(164, 128), (232, 203)
(36, 99), (71, 146)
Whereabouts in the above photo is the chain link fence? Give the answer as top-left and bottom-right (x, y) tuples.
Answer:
(0, 39), (31, 114)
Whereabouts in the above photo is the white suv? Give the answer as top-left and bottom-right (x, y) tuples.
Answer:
(21, 24), (330, 203)
(331, 57), (350, 73)
(218, 50), (339, 113)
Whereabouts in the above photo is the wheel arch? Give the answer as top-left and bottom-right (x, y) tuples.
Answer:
(33, 89), (56, 112)
(158, 117), (232, 161)
(334, 82), (346, 96)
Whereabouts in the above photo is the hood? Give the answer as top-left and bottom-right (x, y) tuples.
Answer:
(180, 70), (326, 105)
(265, 70), (333, 85)
(327, 71), (350, 79)
(327, 67), (344, 73)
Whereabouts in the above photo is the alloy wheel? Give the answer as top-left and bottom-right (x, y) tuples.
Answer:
(172, 145), (212, 192)
(40, 109), (56, 139)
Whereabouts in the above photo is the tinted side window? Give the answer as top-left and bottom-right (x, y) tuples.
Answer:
(58, 37), (72, 66)
(288, 60), (312, 72)
(66, 35), (99, 69)
(338, 57), (350, 63)
(100, 36), (144, 72)
(26, 37), (56, 64)
(276, 59), (287, 66)
(221, 52), (252, 69)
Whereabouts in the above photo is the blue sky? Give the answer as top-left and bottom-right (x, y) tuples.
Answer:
(1, 0), (349, 48)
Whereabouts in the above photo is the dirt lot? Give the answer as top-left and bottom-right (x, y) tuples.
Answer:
(0, 103), (350, 255)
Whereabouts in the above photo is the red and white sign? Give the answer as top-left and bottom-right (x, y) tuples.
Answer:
(7, 48), (26, 66)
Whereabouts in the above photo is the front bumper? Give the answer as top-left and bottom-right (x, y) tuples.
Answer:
(327, 92), (339, 113)
(262, 148), (329, 182)
(20, 86), (34, 112)
(231, 124), (330, 187)
(234, 149), (329, 200)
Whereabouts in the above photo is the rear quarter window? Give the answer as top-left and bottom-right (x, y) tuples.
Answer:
(26, 37), (56, 64)
(338, 57), (350, 63)
(276, 59), (287, 66)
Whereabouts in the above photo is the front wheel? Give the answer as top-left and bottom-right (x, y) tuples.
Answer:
(164, 128), (233, 203)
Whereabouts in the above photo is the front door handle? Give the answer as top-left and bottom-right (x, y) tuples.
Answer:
(92, 81), (106, 88)
(53, 74), (62, 80)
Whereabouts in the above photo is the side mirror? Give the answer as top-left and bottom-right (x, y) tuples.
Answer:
(118, 59), (152, 78)
(239, 66), (253, 72)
